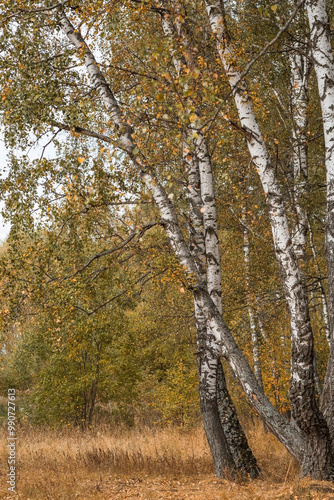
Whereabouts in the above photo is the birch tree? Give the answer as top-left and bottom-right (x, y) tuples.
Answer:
(1, 0), (332, 480)
(204, 0), (333, 478)
(305, 0), (334, 449)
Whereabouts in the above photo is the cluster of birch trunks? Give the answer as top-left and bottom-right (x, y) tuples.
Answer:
(5, 0), (334, 481)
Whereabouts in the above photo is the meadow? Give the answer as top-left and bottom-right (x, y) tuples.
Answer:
(1, 423), (334, 499)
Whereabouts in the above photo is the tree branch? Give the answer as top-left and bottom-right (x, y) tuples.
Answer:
(1, 0), (71, 22)
(70, 223), (157, 278)
(52, 121), (113, 144)
(224, 0), (306, 97)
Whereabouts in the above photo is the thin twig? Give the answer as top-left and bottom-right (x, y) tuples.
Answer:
(1, 0), (71, 22)
(70, 223), (157, 277)
(227, 0), (306, 97)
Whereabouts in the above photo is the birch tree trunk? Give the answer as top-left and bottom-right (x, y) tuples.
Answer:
(289, 37), (325, 404)
(217, 360), (261, 478)
(242, 205), (264, 391)
(186, 146), (237, 476)
(306, 0), (334, 447)
(205, 0), (334, 478)
(289, 42), (310, 259)
(193, 286), (304, 462)
(194, 297), (236, 477)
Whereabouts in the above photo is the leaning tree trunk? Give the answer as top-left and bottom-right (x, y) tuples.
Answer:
(193, 130), (260, 477)
(204, 0), (334, 479)
(306, 0), (334, 449)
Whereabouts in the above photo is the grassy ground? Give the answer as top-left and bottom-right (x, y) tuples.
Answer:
(1, 424), (334, 499)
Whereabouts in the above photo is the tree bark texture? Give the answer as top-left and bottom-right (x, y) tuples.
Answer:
(195, 297), (236, 477)
(217, 360), (261, 478)
(289, 42), (310, 259)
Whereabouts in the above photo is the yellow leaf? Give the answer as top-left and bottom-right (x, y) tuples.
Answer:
(78, 157), (85, 163)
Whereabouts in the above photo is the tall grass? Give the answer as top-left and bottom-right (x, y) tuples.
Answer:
(1, 423), (334, 499)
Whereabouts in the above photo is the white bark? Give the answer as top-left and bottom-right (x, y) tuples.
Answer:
(160, 7), (261, 475)
(204, 1), (306, 337)
(242, 206), (264, 391)
(306, 0), (334, 447)
(184, 144), (206, 276)
(289, 43), (310, 258)
(195, 287), (304, 462)
(306, 0), (334, 348)
(205, 1), (334, 476)
(60, 13), (198, 281)
(59, 16), (133, 153)
(160, 5), (223, 313)
(195, 132), (223, 312)
(306, 0), (334, 210)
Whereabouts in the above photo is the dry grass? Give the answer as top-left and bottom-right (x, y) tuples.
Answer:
(1, 423), (334, 499)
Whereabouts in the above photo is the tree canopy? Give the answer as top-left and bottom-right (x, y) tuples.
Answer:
(2, 0), (334, 481)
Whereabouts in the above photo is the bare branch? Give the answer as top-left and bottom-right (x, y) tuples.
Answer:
(225, 0), (306, 98)
(71, 223), (157, 277)
(51, 121), (113, 144)
(1, 0), (71, 22)
(74, 268), (168, 316)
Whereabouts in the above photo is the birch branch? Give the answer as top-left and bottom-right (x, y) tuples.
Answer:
(224, 0), (306, 97)
(52, 121), (113, 145)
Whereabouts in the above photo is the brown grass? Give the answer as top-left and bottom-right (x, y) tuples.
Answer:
(1, 423), (334, 499)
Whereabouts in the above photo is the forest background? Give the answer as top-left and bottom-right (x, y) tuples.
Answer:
(1, 0), (334, 497)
